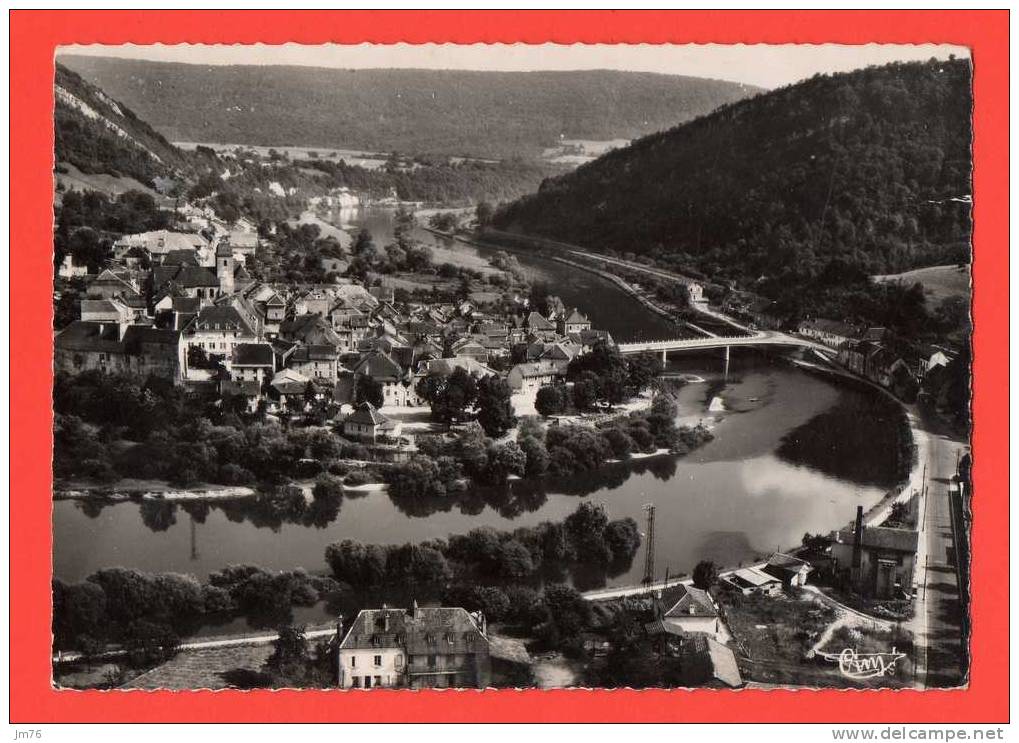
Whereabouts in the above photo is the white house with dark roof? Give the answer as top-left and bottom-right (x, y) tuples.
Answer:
(560, 308), (592, 335)
(230, 342), (275, 383)
(288, 344), (343, 382)
(353, 351), (422, 407)
(341, 402), (401, 442)
(507, 359), (569, 394)
(337, 603), (490, 689)
(662, 585), (727, 641)
(185, 304), (258, 358)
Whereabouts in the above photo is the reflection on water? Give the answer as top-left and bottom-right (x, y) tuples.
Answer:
(54, 348), (900, 614)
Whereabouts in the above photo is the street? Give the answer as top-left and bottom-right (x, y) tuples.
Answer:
(908, 404), (969, 688)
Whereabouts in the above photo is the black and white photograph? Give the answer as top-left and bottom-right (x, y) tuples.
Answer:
(49, 42), (972, 693)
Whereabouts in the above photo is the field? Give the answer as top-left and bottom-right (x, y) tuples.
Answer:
(873, 264), (971, 306)
(55, 161), (162, 201)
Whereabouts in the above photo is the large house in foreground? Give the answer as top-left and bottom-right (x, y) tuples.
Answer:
(337, 604), (491, 689)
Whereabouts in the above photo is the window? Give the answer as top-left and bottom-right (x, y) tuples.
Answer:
(395, 654), (403, 669)
(364, 676), (372, 689)
(374, 654), (382, 667)
(428, 655), (436, 668)
(351, 676), (361, 688)
(350, 656), (356, 668)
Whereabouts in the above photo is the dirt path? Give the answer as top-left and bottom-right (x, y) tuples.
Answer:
(531, 654), (581, 688)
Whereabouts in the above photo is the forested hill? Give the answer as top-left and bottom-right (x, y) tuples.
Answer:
(493, 59), (973, 285)
(57, 55), (759, 159)
(55, 63), (191, 187)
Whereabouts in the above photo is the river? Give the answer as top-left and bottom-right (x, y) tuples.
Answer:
(52, 207), (904, 631)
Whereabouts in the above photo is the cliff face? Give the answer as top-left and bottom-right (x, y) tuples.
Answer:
(55, 62), (195, 190)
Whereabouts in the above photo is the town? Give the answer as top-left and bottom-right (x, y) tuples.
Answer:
(48, 52), (971, 695)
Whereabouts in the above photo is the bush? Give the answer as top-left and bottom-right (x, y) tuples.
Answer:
(123, 620), (181, 668)
(693, 560), (719, 589)
(326, 461), (350, 477)
(343, 469), (378, 486)
(535, 384), (568, 417)
(312, 473), (344, 500)
(219, 463), (255, 485)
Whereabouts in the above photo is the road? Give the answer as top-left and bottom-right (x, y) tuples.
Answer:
(54, 625), (339, 665)
(906, 404), (969, 688)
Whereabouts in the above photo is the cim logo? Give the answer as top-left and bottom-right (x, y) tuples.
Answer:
(821, 648), (907, 679)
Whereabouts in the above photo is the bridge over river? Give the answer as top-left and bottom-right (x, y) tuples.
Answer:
(617, 331), (834, 362)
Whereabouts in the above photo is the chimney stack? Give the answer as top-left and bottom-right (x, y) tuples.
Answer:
(851, 505), (864, 588)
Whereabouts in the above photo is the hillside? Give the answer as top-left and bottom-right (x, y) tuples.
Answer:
(57, 55), (759, 159)
(493, 58), (973, 325)
(54, 63), (191, 188)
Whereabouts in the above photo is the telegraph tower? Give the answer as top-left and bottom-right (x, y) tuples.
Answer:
(642, 503), (656, 589)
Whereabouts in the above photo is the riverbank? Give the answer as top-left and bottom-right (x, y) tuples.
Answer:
(452, 230), (710, 338)
(787, 355), (926, 530)
(54, 479), (257, 502)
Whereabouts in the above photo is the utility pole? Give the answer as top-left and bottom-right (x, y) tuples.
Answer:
(642, 503), (656, 590)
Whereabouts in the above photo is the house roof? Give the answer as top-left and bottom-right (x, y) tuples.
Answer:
(575, 329), (614, 346)
(339, 606), (486, 656)
(766, 552), (811, 572)
(88, 269), (140, 296)
(80, 298), (130, 317)
(354, 351), (403, 381)
(800, 318), (857, 337)
(171, 297), (201, 314)
(291, 344), (339, 363)
(162, 249), (199, 267)
(231, 343), (275, 367)
(153, 265), (220, 290)
(526, 311), (555, 331)
(55, 321), (124, 353)
(564, 309), (589, 324)
(424, 356), (495, 378)
(638, 627), (741, 688)
(510, 360), (569, 379)
(664, 585), (718, 619)
(704, 636), (743, 688)
(344, 401), (391, 428)
(116, 230), (208, 254)
(270, 368), (311, 395)
(835, 525), (919, 553)
(121, 326), (182, 351)
(726, 567), (780, 589)
(191, 305), (256, 336)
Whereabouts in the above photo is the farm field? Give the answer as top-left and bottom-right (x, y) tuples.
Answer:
(873, 264), (971, 305)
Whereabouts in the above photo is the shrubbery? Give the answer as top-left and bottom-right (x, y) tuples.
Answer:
(325, 502), (640, 588)
(52, 564), (339, 656)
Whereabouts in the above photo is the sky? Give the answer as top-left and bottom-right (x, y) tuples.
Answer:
(58, 43), (969, 90)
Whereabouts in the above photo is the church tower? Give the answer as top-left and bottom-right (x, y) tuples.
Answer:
(216, 241), (234, 296)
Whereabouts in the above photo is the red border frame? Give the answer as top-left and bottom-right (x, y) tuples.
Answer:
(11, 10), (1009, 723)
